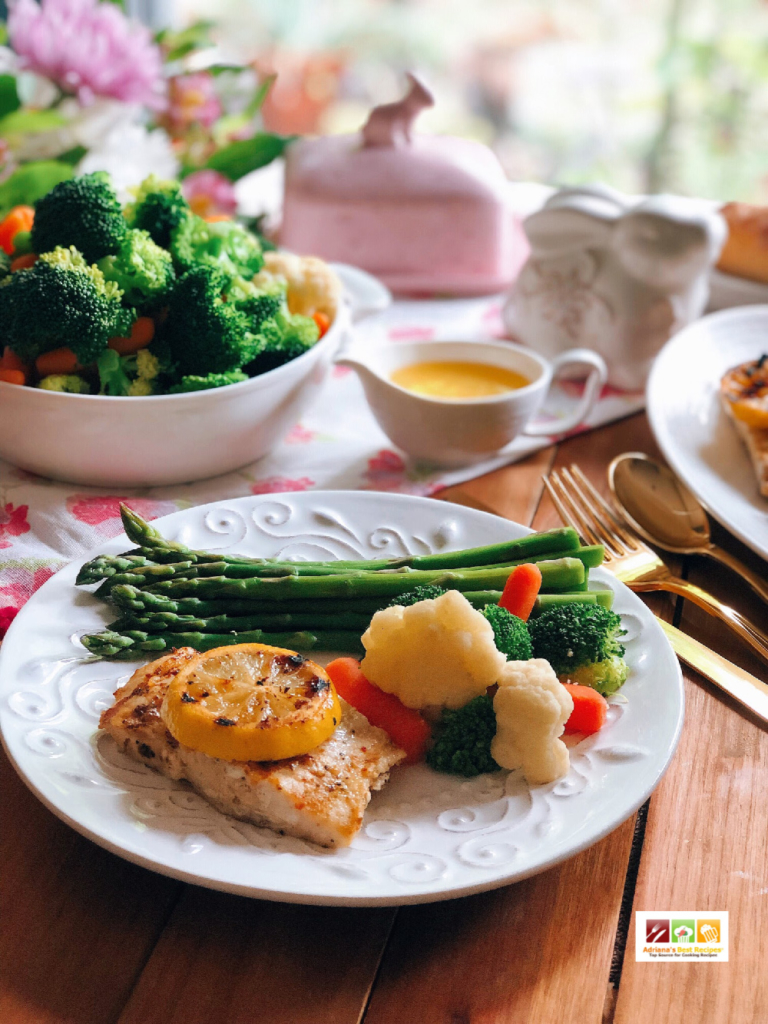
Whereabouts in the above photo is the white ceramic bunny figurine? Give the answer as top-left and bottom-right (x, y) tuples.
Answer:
(503, 185), (727, 390)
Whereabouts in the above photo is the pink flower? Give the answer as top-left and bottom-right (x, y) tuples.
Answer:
(284, 423), (317, 445)
(251, 476), (314, 495)
(182, 169), (237, 219)
(66, 495), (179, 536)
(166, 73), (222, 134)
(366, 450), (406, 477)
(0, 564), (57, 636)
(0, 502), (31, 549)
(0, 605), (19, 638)
(7, 0), (166, 108)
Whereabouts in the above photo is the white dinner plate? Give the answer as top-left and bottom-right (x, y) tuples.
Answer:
(647, 305), (768, 562)
(0, 492), (683, 906)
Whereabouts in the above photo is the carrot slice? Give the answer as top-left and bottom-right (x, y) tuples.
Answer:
(498, 563), (543, 621)
(108, 316), (155, 355)
(325, 657), (430, 764)
(10, 252), (37, 271)
(562, 683), (608, 735)
(35, 347), (80, 377)
(312, 311), (331, 337)
(0, 205), (35, 255)
(1, 347), (28, 373)
(0, 369), (26, 385)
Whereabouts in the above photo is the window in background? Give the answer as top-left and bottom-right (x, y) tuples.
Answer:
(157, 0), (768, 201)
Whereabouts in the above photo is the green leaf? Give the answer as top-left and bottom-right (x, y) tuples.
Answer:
(0, 108), (67, 138)
(157, 20), (215, 62)
(203, 133), (295, 182)
(0, 25), (8, 47)
(0, 161), (73, 218)
(55, 145), (88, 166)
(245, 74), (276, 118)
(0, 75), (20, 120)
(205, 64), (248, 77)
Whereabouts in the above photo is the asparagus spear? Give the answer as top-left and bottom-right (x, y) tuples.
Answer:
(530, 590), (614, 615)
(116, 505), (582, 574)
(90, 543), (602, 599)
(81, 627), (365, 660)
(111, 609), (377, 634)
(135, 557), (585, 602)
(109, 584), (506, 616)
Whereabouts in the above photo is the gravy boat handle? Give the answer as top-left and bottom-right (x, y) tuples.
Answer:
(523, 348), (608, 437)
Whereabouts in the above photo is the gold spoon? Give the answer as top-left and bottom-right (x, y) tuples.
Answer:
(609, 452), (768, 606)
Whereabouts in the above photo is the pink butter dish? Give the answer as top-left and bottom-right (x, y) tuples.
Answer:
(280, 74), (529, 296)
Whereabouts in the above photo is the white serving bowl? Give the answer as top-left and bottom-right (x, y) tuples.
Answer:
(0, 265), (389, 487)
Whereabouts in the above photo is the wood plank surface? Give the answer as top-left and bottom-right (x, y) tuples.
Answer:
(0, 746), (181, 1024)
(366, 414), (663, 1024)
(614, 519), (768, 1023)
(118, 889), (394, 1024)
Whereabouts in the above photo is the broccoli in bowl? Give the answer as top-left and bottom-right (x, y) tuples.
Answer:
(0, 173), (341, 397)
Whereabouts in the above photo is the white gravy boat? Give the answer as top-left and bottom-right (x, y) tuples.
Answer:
(336, 339), (607, 465)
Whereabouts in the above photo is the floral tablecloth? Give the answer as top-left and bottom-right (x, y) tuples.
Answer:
(0, 294), (643, 637)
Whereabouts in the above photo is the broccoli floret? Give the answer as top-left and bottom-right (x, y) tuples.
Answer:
(37, 374), (90, 394)
(0, 246), (133, 363)
(386, 584), (448, 608)
(10, 230), (32, 256)
(170, 212), (263, 282)
(245, 309), (320, 375)
(527, 604), (628, 695)
(426, 695), (498, 777)
(125, 175), (190, 250)
(168, 370), (249, 393)
(162, 266), (262, 375)
(0, 250), (10, 281)
(563, 657), (629, 697)
(227, 275), (285, 329)
(97, 348), (133, 396)
(31, 172), (127, 263)
(124, 348), (163, 396)
(98, 229), (175, 307)
(482, 604), (532, 661)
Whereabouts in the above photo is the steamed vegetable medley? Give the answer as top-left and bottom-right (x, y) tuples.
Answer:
(0, 173), (340, 395)
(78, 509), (631, 786)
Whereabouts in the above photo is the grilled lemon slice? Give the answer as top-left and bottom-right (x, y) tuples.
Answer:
(161, 643), (341, 762)
(721, 358), (768, 428)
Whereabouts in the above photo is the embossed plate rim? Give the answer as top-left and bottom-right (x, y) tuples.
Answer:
(0, 491), (684, 905)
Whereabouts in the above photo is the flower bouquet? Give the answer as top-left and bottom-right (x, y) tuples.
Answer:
(0, 0), (291, 219)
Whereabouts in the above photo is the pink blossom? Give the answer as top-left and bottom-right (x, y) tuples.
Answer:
(65, 495), (179, 536)
(284, 423), (317, 445)
(166, 73), (222, 133)
(7, 0), (165, 108)
(182, 169), (237, 219)
(0, 605), (19, 638)
(0, 502), (31, 549)
(251, 476), (315, 495)
(0, 564), (57, 637)
(366, 450), (406, 477)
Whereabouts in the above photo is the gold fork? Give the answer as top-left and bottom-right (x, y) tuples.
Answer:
(545, 465), (768, 666)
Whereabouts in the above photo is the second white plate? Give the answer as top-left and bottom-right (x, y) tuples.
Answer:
(0, 492), (683, 905)
(647, 305), (768, 562)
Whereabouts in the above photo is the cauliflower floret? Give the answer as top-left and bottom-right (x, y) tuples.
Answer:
(361, 590), (506, 709)
(253, 251), (342, 319)
(491, 659), (574, 785)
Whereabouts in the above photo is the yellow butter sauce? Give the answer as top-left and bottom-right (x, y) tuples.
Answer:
(391, 360), (529, 399)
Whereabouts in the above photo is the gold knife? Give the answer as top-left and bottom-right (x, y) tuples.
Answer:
(438, 489), (768, 724)
(656, 618), (768, 722)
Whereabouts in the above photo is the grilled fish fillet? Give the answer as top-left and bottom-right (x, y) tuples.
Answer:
(99, 649), (405, 848)
(721, 394), (768, 497)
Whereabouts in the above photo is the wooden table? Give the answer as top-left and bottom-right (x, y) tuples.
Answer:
(2, 410), (767, 1024)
